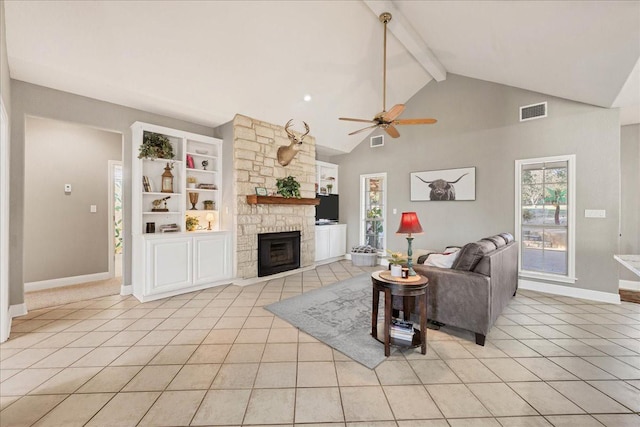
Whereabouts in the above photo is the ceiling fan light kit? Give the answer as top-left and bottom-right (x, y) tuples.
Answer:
(339, 12), (437, 138)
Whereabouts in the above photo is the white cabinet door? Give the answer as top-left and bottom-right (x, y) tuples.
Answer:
(329, 224), (347, 258)
(315, 227), (331, 261)
(146, 237), (192, 295)
(193, 233), (232, 285)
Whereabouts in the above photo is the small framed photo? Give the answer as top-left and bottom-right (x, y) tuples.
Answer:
(255, 187), (268, 196)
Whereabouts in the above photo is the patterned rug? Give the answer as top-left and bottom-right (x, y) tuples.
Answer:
(265, 273), (390, 369)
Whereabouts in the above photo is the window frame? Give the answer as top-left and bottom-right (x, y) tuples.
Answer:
(514, 154), (576, 284)
(360, 172), (387, 253)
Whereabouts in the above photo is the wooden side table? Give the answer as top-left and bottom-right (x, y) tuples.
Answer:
(371, 270), (429, 356)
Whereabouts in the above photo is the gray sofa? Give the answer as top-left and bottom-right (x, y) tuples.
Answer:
(408, 233), (518, 346)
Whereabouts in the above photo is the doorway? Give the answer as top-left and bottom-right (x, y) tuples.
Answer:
(23, 117), (123, 310)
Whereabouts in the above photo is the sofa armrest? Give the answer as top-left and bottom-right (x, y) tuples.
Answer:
(413, 265), (491, 335)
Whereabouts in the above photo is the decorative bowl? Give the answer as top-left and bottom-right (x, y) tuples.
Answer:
(195, 149), (208, 155)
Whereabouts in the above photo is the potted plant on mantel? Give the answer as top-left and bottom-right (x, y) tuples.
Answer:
(138, 131), (175, 160)
(276, 176), (301, 198)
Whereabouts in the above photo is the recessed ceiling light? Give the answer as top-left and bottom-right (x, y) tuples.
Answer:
(303, 94), (312, 102)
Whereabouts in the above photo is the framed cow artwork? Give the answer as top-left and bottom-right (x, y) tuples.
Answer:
(410, 167), (476, 201)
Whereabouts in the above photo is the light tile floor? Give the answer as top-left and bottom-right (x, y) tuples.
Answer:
(1, 260), (639, 426)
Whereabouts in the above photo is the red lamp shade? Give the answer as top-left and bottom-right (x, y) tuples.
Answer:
(396, 212), (423, 235)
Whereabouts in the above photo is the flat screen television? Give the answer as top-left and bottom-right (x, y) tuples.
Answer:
(315, 194), (339, 222)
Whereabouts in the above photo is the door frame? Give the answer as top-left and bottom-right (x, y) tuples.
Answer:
(1, 98), (10, 342)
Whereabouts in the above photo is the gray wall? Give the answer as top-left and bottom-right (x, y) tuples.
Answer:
(24, 117), (122, 282)
(332, 74), (621, 295)
(620, 124), (640, 283)
(10, 81), (214, 305)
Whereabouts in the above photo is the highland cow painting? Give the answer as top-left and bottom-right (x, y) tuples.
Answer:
(410, 167), (476, 201)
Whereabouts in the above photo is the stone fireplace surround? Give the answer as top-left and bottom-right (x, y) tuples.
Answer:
(233, 114), (316, 279)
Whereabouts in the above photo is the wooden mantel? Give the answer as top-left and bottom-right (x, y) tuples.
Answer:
(246, 195), (320, 206)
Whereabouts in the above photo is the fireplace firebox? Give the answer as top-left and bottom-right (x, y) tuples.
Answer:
(257, 231), (301, 277)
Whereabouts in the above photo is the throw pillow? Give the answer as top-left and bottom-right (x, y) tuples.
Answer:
(451, 240), (495, 271)
(499, 232), (514, 244)
(423, 251), (460, 268)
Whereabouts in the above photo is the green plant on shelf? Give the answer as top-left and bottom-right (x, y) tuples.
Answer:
(138, 131), (174, 160)
(186, 215), (199, 231)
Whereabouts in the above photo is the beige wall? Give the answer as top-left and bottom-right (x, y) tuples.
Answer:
(332, 74), (621, 295)
(9, 81), (215, 305)
(24, 117), (122, 283)
(620, 124), (640, 283)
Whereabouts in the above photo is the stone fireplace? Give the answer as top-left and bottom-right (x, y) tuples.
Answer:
(233, 114), (316, 279)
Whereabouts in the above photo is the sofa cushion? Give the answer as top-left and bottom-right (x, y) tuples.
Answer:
(423, 251), (460, 268)
(499, 232), (514, 244)
(482, 235), (506, 249)
(452, 240), (495, 271)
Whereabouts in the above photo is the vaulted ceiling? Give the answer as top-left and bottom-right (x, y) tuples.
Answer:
(4, 1), (639, 155)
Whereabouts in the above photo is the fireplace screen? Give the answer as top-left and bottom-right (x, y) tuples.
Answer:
(258, 231), (301, 277)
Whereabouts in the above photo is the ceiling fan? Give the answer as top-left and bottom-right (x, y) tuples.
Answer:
(339, 12), (437, 138)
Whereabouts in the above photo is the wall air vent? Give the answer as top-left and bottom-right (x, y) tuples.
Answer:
(520, 102), (547, 122)
(370, 135), (384, 148)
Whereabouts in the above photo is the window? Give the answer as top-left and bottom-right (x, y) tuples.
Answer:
(360, 173), (387, 252)
(515, 155), (575, 283)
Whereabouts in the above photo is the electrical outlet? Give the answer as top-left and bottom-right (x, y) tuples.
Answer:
(585, 209), (606, 218)
(64, 184), (72, 193)
(90, 205), (97, 213)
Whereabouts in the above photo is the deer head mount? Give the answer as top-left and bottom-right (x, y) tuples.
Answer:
(277, 119), (310, 166)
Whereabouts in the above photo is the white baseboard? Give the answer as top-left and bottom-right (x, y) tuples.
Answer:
(120, 285), (133, 295)
(9, 303), (27, 318)
(519, 279), (620, 304)
(619, 280), (640, 291)
(25, 272), (110, 292)
(315, 255), (347, 266)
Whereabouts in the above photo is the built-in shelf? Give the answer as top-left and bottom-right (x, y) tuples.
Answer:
(246, 195), (320, 206)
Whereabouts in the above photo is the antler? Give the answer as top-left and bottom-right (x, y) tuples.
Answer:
(284, 120), (310, 144)
(284, 119), (295, 140)
(300, 121), (310, 141)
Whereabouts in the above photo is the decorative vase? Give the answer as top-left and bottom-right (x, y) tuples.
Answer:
(188, 183), (196, 189)
(203, 201), (214, 210)
(189, 192), (199, 210)
(390, 264), (402, 277)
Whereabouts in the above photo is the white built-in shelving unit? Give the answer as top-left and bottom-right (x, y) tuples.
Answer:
(131, 122), (231, 302)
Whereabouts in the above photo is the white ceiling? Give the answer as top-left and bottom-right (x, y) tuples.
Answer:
(4, 1), (639, 155)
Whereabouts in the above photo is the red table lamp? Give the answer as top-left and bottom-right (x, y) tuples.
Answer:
(396, 212), (424, 276)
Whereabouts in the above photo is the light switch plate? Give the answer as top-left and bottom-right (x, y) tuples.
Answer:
(90, 205), (97, 213)
(585, 209), (606, 218)
(64, 184), (72, 193)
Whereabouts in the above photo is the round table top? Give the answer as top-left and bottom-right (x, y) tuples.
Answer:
(371, 270), (428, 289)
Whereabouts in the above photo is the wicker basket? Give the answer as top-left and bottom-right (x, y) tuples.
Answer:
(350, 246), (379, 266)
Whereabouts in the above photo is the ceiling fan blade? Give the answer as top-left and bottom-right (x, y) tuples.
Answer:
(348, 124), (379, 136)
(385, 124), (400, 138)
(339, 117), (377, 123)
(394, 118), (438, 125)
(381, 104), (405, 122)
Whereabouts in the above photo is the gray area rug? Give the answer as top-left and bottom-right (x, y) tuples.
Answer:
(265, 273), (389, 369)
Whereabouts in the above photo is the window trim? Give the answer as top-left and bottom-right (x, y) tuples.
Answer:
(515, 155), (576, 284)
(360, 172), (387, 253)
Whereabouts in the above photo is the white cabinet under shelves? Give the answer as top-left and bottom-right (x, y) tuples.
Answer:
(316, 160), (338, 195)
(315, 224), (347, 263)
(131, 122), (231, 302)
